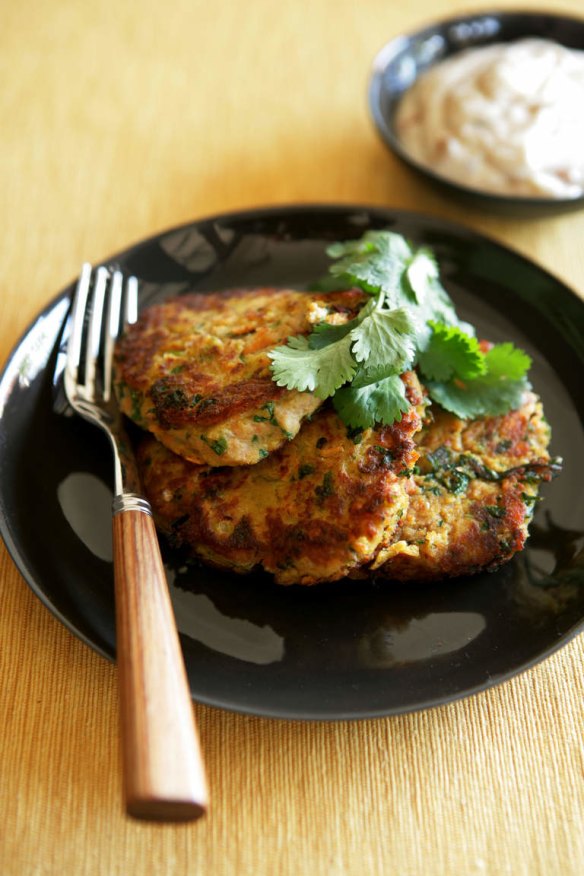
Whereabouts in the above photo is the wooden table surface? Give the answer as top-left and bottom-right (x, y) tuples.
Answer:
(1, 1), (583, 873)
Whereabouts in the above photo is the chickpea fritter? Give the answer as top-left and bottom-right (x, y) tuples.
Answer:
(115, 282), (558, 585)
(373, 392), (558, 581)
(113, 288), (365, 466)
(137, 373), (424, 585)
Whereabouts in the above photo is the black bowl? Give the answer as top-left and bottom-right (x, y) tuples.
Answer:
(369, 10), (584, 214)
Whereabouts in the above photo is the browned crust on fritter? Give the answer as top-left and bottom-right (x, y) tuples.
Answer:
(114, 287), (366, 466)
(137, 373), (424, 585)
(151, 379), (292, 430)
(374, 392), (555, 581)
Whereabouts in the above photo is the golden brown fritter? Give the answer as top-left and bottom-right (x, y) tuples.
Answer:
(117, 282), (557, 585)
(372, 391), (557, 581)
(137, 373), (424, 585)
(114, 287), (365, 466)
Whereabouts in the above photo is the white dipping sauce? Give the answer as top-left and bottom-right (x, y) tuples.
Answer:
(395, 38), (584, 197)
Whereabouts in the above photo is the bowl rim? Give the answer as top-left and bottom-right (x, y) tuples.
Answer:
(368, 8), (584, 208)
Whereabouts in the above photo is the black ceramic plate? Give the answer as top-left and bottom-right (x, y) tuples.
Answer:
(1, 205), (583, 720)
(369, 11), (584, 213)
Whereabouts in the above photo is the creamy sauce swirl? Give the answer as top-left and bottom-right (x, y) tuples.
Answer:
(396, 38), (584, 198)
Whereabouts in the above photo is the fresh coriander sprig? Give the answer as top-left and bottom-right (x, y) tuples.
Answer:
(268, 231), (532, 426)
(425, 342), (532, 420)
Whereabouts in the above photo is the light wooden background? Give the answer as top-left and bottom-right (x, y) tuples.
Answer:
(1, 1), (582, 874)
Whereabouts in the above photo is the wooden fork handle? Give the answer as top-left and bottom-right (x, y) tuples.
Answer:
(112, 502), (208, 821)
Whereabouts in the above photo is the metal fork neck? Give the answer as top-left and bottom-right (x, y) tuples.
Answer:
(112, 493), (152, 516)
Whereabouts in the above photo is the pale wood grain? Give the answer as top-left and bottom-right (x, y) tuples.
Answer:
(112, 510), (208, 821)
(0, 0), (583, 873)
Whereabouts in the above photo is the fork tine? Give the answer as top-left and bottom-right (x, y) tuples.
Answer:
(103, 269), (123, 402)
(65, 262), (92, 388)
(84, 266), (109, 394)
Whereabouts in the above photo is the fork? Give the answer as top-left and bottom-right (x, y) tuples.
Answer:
(64, 263), (208, 821)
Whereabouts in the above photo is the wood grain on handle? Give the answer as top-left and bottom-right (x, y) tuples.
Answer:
(112, 508), (208, 821)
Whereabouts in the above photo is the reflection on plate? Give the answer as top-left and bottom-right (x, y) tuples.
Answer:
(0, 205), (583, 719)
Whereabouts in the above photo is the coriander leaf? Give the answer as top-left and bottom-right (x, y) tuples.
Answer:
(327, 231), (413, 301)
(402, 249), (474, 347)
(325, 232), (465, 345)
(483, 342), (532, 380)
(417, 322), (486, 382)
(350, 306), (417, 371)
(268, 334), (356, 399)
(333, 374), (409, 428)
(427, 375), (530, 419)
(268, 231), (534, 426)
(403, 249), (439, 305)
(308, 320), (356, 349)
(350, 361), (407, 388)
(426, 340), (532, 419)
(404, 250), (457, 322)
